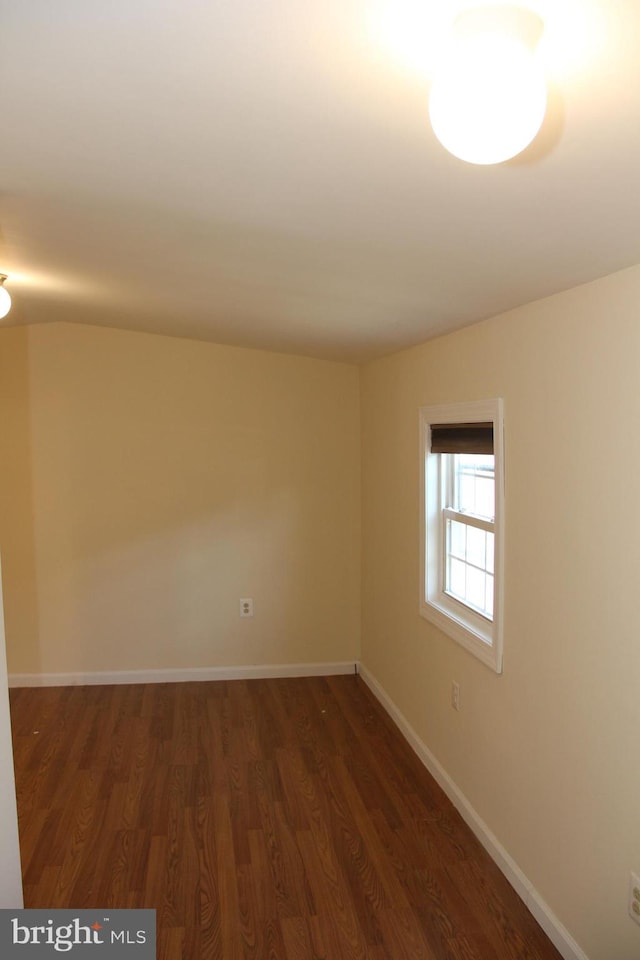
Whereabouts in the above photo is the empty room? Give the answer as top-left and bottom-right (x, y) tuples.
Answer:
(0, 2), (639, 959)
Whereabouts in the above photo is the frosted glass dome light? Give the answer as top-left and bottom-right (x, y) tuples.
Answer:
(429, 7), (547, 165)
(0, 276), (11, 319)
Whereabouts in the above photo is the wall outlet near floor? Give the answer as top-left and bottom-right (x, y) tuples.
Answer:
(239, 598), (254, 618)
(629, 872), (640, 925)
(451, 681), (460, 711)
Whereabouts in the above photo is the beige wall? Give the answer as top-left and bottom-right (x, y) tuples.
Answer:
(0, 322), (361, 674)
(360, 263), (640, 960)
(0, 327), (39, 668)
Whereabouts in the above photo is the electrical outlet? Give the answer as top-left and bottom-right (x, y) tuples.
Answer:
(239, 598), (254, 618)
(629, 872), (640, 926)
(451, 681), (460, 711)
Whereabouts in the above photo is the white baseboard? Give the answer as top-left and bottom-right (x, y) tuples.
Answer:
(9, 661), (357, 688)
(357, 662), (589, 960)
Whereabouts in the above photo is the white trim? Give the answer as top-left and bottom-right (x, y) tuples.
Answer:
(8, 661), (357, 688)
(419, 398), (504, 674)
(357, 662), (590, 960)
(0, 556), (23, 907)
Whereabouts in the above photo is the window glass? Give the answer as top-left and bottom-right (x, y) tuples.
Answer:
(444, 453), (495, 620)
(453, 453), (495, 519)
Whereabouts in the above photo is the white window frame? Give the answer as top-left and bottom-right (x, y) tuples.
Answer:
(419, 399), (504, 673)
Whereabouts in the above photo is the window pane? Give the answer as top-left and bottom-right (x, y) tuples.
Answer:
(466, 525), (486, 568)
(449, 558), (466, 599)
(467, 566), (485, 610)
(449, 520), (466, 560)
(475, 477), (494, 520)
(451, 454), (495, 520)
(459, 474), (476, 513)
(445, 519), (494, 620)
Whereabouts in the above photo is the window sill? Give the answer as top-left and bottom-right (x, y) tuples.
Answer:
(420, 596), (502, 673)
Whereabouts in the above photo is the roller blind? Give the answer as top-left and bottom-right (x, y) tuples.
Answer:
(430, 422), (493, 455)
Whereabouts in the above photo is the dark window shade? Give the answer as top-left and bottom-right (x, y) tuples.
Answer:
(430, 422), (493, 455)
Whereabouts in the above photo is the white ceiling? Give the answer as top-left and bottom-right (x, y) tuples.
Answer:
(2, 0), (640, 362)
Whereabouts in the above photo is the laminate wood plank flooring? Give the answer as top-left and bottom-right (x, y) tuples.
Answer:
(9, 676), (563, 960)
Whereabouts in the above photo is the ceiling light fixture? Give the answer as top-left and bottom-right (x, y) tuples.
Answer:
(429, 4), (547, 165)
(0, 275), (11, 319)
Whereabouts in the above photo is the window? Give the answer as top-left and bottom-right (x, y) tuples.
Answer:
(420, 399), (504, 672)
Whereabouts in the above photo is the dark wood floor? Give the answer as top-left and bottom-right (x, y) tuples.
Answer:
(9, 675), (562, 960)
